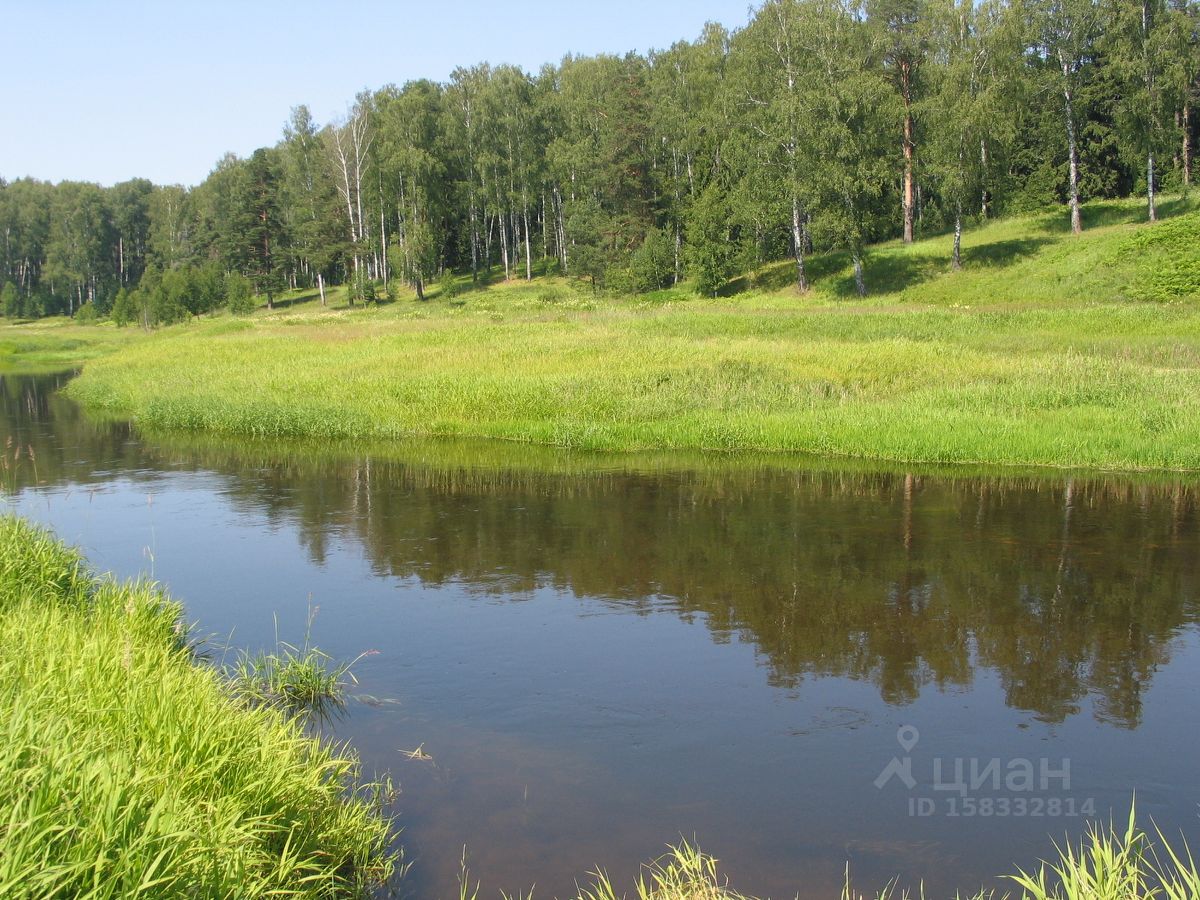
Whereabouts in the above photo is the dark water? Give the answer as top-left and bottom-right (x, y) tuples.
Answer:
(3, 372), (1199, 899)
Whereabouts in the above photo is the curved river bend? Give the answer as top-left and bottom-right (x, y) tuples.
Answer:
(3, 372), (1199, 898)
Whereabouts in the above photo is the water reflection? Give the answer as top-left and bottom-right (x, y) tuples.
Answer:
(7, 371), (1200, 898)
(4, 371), (1197, 732)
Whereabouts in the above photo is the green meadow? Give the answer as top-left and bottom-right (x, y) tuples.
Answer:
(55, 198), (1200, 472)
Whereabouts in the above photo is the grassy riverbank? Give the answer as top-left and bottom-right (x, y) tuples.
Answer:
(39, 196), (1200, 470)
(0, 515), (394, 898)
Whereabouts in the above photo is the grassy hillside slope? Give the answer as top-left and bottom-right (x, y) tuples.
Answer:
(64, 197), (1200, 471)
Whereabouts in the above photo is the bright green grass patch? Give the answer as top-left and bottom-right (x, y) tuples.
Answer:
(0, 320), (143, 374)
(231, 643), (355, 714)
(60, 196), (1200, 471)
(230, 607), (369, 718)
(66, 301), (1200, 471)
(0, 515), (395, 898)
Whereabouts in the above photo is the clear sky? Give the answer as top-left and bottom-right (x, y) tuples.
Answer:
(4, 0), (755, 188)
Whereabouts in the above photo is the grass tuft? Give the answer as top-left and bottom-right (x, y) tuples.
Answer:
(566, 810), (1200, 900)
(575, 844), (751, 900)
(230, 607), (368, 717)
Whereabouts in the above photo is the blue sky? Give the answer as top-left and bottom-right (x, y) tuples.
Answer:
(4, 1), (755, 188)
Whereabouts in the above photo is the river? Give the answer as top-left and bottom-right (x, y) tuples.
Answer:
(3, 371), (1198, 899)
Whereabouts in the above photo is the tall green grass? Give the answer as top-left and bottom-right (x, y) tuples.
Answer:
(0, 515), (394, 898)
(1011, 807), (1200, 900)
(573, 844), (751, 900)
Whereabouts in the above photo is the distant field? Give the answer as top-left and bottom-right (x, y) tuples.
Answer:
(49, 196), (1200, 471)
(0, 321), (140, 373)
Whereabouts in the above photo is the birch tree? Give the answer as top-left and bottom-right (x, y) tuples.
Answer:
(107, 178), (152, 287)
(324, 94), (374, 303)
(649, 25), (730, 284)
(377, 80), (446, 300)
(734, 0), (823, 291)
(1109, 0), (1173, 220)
(147, 184), (194, 271)
(805, 0), (894, 296)
(444, 66), (487, 282)
(45, 182), (110, 312)
(923, 0), (1021, 267)
(1026, 0), (1101, 234)
(281, 104), (341, 301)
(1162, 0), (1200, 191)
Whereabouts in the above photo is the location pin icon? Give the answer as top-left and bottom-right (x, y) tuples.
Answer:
(897, 725), (919, 753)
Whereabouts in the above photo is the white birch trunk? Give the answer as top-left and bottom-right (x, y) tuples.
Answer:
(1061, 57), (1082, 235)
(791, 194), (808, 292)
(523, 202), (532, 281)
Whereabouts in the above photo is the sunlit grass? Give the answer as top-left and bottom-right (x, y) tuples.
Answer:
(1011, 806), (1200, 900)
(563, 811), (1200, 900)
(0, 319), (141, 373)
(575, 844), (752, 900)
(232, 643), (354, 710)
(0, 515), (395, 898)
(35, 195), (1200, 471)
(66, 302), (1200, 470)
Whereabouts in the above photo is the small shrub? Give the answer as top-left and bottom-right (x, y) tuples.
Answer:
(229, 606), (369, 719)
(225, 272), (255, 315)
(111, 288), (139, 327)
(437, 271), (459, 300)
(628, 227), (676, 293)
(1, 282), (19, 319)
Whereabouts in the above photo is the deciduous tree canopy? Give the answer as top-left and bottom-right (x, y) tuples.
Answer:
(3, 0), (1196, 318)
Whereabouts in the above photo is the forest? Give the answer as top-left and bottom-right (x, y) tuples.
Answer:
(1, 0), (1196, 322)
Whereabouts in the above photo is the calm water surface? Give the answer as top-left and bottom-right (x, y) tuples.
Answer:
(3, 373), (1199, 899)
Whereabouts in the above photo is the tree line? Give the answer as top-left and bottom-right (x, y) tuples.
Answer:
(3, 0), (1197, 321)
